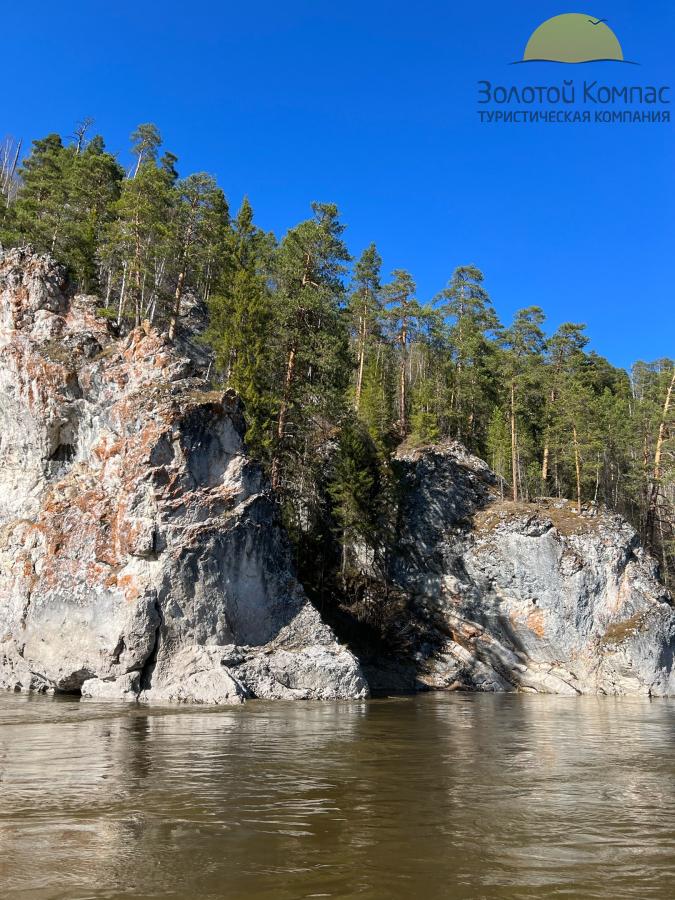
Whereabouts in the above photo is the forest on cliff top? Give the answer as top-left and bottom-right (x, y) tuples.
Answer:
(0, 123), (672, 600)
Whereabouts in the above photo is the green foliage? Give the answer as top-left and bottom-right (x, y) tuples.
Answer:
(4, 132), (123, 289)
(436, 265), (501, 450)
(207, 197), (277, 458)
(328, 420), (385, 573)
(2, 122), (672, 587)
(270, 202), (352, 490)
(410, 376), (441, 445)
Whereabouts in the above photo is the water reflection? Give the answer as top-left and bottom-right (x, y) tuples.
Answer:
(0, 693), (674, 898)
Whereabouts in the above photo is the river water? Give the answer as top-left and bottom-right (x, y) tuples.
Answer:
(1, 692), (674, 899)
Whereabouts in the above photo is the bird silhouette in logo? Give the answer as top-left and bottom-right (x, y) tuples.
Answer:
(519, 13), (632, 64)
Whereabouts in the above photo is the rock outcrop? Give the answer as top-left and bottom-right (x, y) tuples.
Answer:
(2, 248), (672, 703)
(0, 248), (367, 703)
(387, 443), (675, 696)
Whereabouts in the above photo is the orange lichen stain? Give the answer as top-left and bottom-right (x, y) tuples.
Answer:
(117, 574), (141, 603)
(117, 520), (147, 556)
(526, 607), (546, 638)
(92, 437), (125, 462)
(607, 570), (632, 617)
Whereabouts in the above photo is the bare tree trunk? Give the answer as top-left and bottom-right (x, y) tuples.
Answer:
(541, 444), (550, 486)
(646, 366), (675, 548)
(398, 319), (407, 436)
(133, 207), (143, 327)
(271, 345), (297, 490)
(3, 138), (21, 207)
(510, 378), (518, 502)
(541, 388), (556, 490)
(168, 267), (186, 341)
(355, 313), (366, 411)
(104, 268), (112, 306)
(572, 424), (582, 513)
(117, 262), (128, 324)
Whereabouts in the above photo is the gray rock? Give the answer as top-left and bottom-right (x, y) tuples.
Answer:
(389, 442), (675, 696)
(0, 248), (367, 704)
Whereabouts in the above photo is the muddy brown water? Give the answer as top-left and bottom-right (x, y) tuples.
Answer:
(1, 692), (674, 899)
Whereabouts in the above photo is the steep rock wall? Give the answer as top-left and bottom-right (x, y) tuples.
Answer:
(0, 248), (367, 703)
(388, 443), (675, 696)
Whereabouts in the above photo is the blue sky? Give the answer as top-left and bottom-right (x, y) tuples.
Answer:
(5, 0), (674, 368)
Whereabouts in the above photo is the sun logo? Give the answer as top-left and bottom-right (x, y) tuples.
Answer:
(517, 13), (633, 64)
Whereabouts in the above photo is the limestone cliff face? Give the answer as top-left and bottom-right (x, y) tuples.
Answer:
(390, 443), (675, 696)
(0, 248), (367, 703)
(2, 249), (672, 703)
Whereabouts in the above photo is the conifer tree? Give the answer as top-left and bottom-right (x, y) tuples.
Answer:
(438, 265), (500, 450)
(541, 323), (588, 497)
(65, 136), (124, 290)
(500, 307), (546, 500)
(102, 127), (174, 326)
(348, 243), (383, 411)
(167, 173), (229, 340)
(11, 134), (72, 256)
(358, 346), (397, 450)
(270, 202), (351, 491)
(207, 197), (277, 458)
(328, 420), (383, 574)
(383, 269), (431, 437)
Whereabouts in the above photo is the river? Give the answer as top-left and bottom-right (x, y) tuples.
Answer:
(1, 692), (674, 898)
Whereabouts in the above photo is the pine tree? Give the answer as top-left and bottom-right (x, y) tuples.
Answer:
(358, 344), (398, 450)
(207, 197), (277, 458)
(500, 307), (546, 500)
(102, 130), (174, 327)
(382, 269), (432, 438)
(438, 265), (501, 451)
(410, 375), (441, 445)
(348, 243), (383, 411)
(130, 123), (162, 177)
(11, 134), (72, 256)
(270, 202), (352, 491)
(541, 323), (589, 495)
(65, 136), (124, 290)
(167, 173), (229, 340)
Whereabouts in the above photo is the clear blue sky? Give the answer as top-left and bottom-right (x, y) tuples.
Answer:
(5, 0), (674, 369)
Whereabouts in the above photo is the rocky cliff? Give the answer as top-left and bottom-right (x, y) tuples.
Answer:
(383, 443), (675, 696)
(1, 249), (673, 703)
(0, 248), (367, 703)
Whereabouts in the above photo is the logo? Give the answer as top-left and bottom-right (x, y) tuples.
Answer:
(476, 12), (670, 125)
(516, 13), (635, 65)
